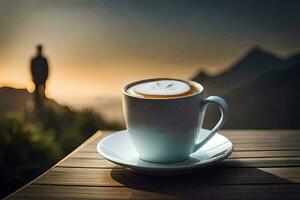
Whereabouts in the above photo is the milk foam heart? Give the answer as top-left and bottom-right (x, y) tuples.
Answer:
(127, 79), (199, 98)
(133, 80), (190, 96)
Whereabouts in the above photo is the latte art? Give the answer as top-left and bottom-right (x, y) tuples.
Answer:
(127, 79), (199, 99)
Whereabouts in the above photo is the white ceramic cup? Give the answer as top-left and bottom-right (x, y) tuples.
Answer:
(122, 78), (228, 163)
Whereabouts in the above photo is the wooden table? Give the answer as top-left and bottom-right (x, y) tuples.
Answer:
(6, 130), (300, 199)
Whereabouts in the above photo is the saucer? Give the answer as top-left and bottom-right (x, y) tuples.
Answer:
(97, 129), (233, 175)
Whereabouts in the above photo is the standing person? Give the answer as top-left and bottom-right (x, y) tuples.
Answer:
(30, 44), (49, 109)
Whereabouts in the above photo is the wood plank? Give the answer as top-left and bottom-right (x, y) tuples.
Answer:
(34, 167), (300, 186)
(98, 130), (300, 140)
(57, 158), (122, 168)
(222, 157), (300, 167)
(230, 150), (300, 158)
(221, 130), (300, 138)
(69, 150), (300, 160)
(9, 184), (300, 200)
(70, 152), (104, 159)
(81, 142), (300, 152)
(232, 144), (300, 151)
(90, 130), (300, 145)
(81, 130), (300, 152)
(57, 157), (300, 168)
(8, 185), (174, 200)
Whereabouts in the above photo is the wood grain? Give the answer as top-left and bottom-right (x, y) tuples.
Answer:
(6, 130), (300, 200)
(81, 130), (300, 152)
(9, 184), (300, 200)
(229, 150), (300, 158)
(69, 150), (300, 159)
(34, 167), (300, 186)
(57, 157), (300, 168)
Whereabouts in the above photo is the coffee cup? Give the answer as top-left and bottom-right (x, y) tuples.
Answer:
(122, 78), (228, 163)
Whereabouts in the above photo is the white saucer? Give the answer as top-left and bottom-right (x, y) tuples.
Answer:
(97, 129), (233, 175)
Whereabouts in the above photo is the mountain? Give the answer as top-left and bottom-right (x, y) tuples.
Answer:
(0, 87), (32, 111)
(0, 87), (68, 113)
(222, 64), (299, 129)
(192, 46), (300, 129)
(193, 47), (288, 95)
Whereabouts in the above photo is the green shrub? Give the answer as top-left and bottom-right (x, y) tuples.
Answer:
(0, 100), (124, 198)
(0, 112), (61, 165)
(0, 112), (62, 197)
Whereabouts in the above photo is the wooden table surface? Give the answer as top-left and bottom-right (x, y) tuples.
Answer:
(6, 130), (300, 200)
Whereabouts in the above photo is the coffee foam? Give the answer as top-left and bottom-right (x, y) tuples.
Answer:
(127, 79), (198, 99)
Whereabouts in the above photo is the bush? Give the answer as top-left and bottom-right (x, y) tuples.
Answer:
(0, 112), (62, 197)
(0, 99), (124, 198)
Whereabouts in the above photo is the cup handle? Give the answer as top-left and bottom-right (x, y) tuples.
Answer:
(193, 96), (228, 152)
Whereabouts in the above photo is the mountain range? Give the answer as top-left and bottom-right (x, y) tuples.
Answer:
(1, 46), (299, 129)
(193, 46), (300, 129)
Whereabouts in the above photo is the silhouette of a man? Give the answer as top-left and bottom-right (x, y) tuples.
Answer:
(30, 44), (49, 109)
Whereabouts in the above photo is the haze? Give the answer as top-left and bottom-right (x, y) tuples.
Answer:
(0, 0), (299, 106)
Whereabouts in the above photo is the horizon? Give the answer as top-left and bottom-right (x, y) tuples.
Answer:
(1, 45), (297, 109)
(1, 0), (300, 106)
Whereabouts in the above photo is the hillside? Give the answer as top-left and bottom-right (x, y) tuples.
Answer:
(0, 87), (32, 111)
(0, 86), (123, 198)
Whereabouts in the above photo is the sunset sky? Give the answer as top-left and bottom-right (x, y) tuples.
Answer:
(0, 0), (299, 106)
